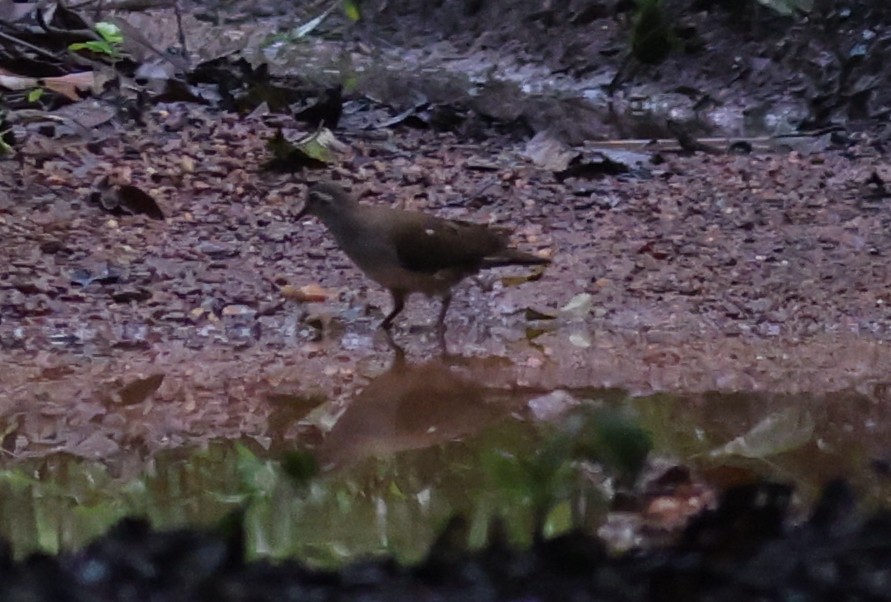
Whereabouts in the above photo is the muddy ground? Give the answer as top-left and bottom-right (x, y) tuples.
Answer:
(4, 118), (891, 462)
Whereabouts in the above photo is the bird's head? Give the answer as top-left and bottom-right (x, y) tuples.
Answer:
(297, 182), (357, 222)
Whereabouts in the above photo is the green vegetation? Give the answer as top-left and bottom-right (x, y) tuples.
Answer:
(0, 403), (651, 563)
(0, 389), (884, 565)
(631, 0), (675, 65)
(69, 22), (124, 60)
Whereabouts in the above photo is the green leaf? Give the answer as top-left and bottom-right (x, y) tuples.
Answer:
(293, 4), (336, 38)
(543, 500), (573, 538)
(235, 443), (278, 496)
(94, 22), (123, 44)
(343, 0), (362, 21)
(70, 40), (114, 56)
(295, 128), (338, 163)
(0, 469), (40, 491)
(281, 450), (318, 487)
(69, 22), (122, 58)
(482, 449), (535, 497)
(388, 480), (405, 499)
(27, 88), (43, 103)
(571, 408), (652, 482)
(710, 408), (815, 459)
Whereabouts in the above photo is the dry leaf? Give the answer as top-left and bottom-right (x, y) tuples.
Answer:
(281, 283), (330, 302)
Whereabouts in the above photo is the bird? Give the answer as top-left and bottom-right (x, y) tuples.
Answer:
(297, 182), (550, 330)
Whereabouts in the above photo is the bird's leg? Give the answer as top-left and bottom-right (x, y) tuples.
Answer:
(436, 292), (452, 332)
(436, 331), (450, 358)
(380, 290), (405, 330)
(381, 329), (407, 365)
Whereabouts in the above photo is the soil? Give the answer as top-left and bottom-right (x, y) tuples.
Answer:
(5, 107), (891, 459)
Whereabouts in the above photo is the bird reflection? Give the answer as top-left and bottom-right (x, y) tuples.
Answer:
(313, 336), (516, 470)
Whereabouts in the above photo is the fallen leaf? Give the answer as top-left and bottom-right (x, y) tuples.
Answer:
(709, 408), (815, 459)
(112, 373), (165, 406)
(523, 131), (578, 171)
(561, 293), (593, 317)
(281, 283), (330, 302)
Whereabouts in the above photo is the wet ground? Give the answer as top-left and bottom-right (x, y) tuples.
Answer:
(2, 0), (891, 568)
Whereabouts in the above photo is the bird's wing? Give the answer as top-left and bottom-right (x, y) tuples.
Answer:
(390, 214), (506, 273)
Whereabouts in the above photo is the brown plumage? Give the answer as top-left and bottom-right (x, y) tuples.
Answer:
(297, 182), (550, 330)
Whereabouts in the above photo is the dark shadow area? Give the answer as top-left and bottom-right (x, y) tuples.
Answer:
(2, 479), (889, 601)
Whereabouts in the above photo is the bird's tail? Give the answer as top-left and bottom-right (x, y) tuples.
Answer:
(481, 249), (551, 268)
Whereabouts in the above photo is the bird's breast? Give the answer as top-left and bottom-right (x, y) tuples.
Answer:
(363, 264), (466, 296)
(318, 208), (476, 296)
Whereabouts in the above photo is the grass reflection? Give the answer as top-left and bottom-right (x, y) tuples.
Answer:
(0, 386), (888, 563)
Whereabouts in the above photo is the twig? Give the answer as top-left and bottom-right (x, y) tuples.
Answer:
(0, 30), (62, 62)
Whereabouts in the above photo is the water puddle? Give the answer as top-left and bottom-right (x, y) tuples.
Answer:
(1, 347), (888, 563)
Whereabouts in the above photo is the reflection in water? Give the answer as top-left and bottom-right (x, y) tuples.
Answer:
(315, 337), (527, 469)
(0, 357), (889, 564)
